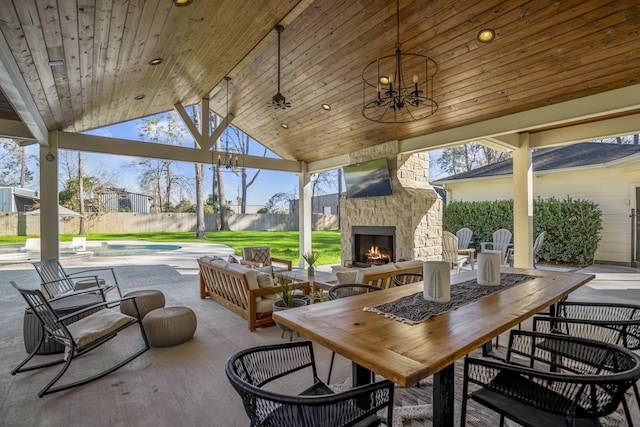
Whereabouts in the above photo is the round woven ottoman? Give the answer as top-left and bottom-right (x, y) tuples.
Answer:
(120, 290), (166, 319)
(142, 306), (197, 347)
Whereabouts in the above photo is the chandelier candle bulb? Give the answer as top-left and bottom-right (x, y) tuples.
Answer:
(423, 261), (451, 303)
(477, 251), (501, 286)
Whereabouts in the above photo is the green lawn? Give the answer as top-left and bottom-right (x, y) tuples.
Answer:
(0, 230), (342, 266)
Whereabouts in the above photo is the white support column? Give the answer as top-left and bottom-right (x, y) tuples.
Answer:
(512, 133), (533, 268)
(40, 132), (59, 259)
(298, 163), (312, 268)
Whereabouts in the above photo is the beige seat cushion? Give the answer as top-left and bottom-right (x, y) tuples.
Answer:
(256, 298), (275, 313)
(67, 309), (134, 348)
(336, 271), (359, 284)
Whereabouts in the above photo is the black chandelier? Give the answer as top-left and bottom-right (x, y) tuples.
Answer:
(362, 0), (438, 123)
(216, 77), (239, 169)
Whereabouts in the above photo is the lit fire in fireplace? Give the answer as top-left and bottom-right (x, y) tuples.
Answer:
(365, 244), (391, 265)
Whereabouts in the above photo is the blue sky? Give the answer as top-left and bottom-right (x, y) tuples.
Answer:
(23, 115), (444, 206)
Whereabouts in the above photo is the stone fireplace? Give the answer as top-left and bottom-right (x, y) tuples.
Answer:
(340, 141), (442, 265)
(353, 226), (395, 266)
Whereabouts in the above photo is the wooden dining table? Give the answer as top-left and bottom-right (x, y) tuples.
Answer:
(272, 267), (595, 427)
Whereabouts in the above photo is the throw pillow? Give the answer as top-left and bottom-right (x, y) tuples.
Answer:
(250, 247), (272, 266)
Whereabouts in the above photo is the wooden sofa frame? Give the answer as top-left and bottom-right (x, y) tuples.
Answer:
(198, 258), (309, 331)
(360, 264), (424, 288)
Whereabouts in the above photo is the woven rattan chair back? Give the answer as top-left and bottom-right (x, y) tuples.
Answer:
(461, 330), (640, 427)
(226, 341), (394, 427)
(328, 283), (382, 299)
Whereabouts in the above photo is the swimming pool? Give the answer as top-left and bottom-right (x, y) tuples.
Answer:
(0, 242), (181, 263)
(90, 243), (181, 257)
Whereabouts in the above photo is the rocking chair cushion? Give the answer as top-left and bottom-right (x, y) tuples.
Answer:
(67, 309), (135, 348)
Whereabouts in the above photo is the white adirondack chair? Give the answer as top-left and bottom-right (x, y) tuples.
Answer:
(480, 229), (512, 266)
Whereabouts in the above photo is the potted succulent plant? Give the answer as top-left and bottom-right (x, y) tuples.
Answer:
(272, 276), (308, 333)
(302, 251), (320, 276)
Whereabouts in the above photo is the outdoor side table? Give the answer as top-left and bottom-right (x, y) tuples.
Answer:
(120, 289), (166, 319)
(23, 293), (104, 355)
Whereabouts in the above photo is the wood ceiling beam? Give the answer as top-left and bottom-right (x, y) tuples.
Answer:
(174, 100), (234, 151)
(174, 102), (204, 148)
(0, 118), (37, 141)
(529, 113), (640, 149)
(480, 135), (521, 151)
(0, 29), (48, 145)
(398, 84), (640, 154)
(207, 113), (234, 150)
(56, 131), (301, 173)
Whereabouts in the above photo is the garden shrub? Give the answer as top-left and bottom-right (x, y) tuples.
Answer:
(443, 196), (602, 266)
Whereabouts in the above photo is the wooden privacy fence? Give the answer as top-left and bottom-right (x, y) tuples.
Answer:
(0, 212), (339, 236)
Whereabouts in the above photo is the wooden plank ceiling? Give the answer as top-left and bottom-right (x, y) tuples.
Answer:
(0, 0), (639, 163)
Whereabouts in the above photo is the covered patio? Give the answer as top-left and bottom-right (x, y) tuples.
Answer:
(1, 246), (639, 425)
(0, 1), (639, 266)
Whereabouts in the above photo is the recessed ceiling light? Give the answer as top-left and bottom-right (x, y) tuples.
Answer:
(134, 94), (146, 100)
(321, 103), (331, 111)
(477, 29), (496, 43)
(148, 58), (163, 65)
(281, 123), (289, 129)
(48, 59), (64, 66)
(173, 0), (193, 6)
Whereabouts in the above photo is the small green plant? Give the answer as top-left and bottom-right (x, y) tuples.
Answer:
(301, 251), (320, 267)
(311, 290), (330, 303)
(277, 275), (296, 307)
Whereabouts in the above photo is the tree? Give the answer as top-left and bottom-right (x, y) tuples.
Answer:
(192, 105), (206, 238)
(592, 133), (640, 145)
(78, 152), (86, 234)
(437, 142), (510, 176)
(0, 138), (33, 187)
(310, 170), (337, 213)
(213, 115), (230, 229)
(227, 127), (265, 213)
(134, 112), (191, 212)
(59, 176), (99, 210)
(265, 191), (295, 214)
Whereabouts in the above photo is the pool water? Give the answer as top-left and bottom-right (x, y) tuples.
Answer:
(90, 244), (181, 257)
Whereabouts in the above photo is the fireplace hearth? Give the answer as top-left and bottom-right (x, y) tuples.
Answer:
(353, 226), (395, 266)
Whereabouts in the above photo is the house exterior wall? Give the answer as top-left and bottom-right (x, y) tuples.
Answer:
(442, 164), (640, 264)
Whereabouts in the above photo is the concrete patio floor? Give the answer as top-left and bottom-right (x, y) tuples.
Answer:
(0, 242), (638, 426)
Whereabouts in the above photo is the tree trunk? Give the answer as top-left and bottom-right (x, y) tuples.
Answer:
(78, 152), (86, 235)
(217, 165), (229, 230)
(19, 146), (26, 187)
(212, 115), (229, 230)
(193, 105), (206, 239)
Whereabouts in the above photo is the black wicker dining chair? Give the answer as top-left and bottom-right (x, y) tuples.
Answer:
(326, 284), (382, 384)
(392, 272), (423, 287)
(461, 330), (640, 427)
(226, 340), (394, 427)
(10, 281), (149, 397)
(533, 300), (640, 424)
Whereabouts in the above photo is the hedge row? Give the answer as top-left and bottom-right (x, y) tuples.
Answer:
(443, 196), (602, 266)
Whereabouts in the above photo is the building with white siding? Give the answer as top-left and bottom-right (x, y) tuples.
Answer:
(432, 142), (640, 265)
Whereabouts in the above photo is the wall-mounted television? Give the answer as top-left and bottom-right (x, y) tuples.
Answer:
(343, 158), (393, 198)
